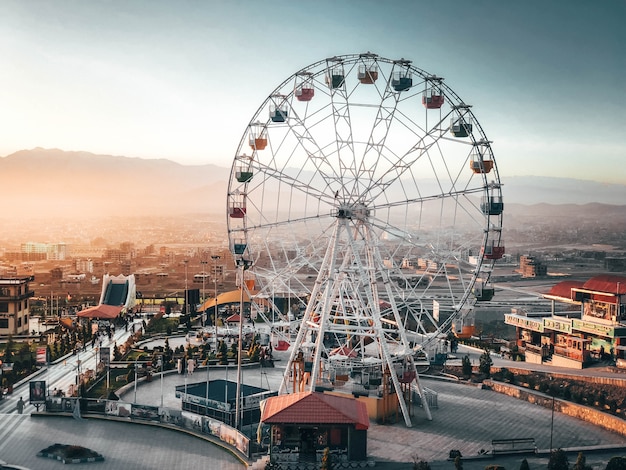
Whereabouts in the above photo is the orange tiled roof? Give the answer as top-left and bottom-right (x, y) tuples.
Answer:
(261, 392), (369, 430)
(583, 275), (626, 294)
(546, 281), (585, 300)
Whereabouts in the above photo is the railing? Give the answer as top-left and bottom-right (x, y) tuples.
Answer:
(42, 396), (250, 458)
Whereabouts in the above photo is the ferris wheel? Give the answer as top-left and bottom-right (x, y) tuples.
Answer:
(227, 53), (503, 426)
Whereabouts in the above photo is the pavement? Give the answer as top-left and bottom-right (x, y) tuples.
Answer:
(2, 336), (626, 469)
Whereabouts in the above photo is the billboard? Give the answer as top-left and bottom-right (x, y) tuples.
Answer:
(30, 380), (46, 404)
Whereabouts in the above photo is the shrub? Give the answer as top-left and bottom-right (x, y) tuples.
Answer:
(548, 448), (569, 470)
(605, 456), (626, 470)
(461, 355), (472, 378)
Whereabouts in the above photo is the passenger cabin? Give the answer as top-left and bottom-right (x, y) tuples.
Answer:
(469, 148), (494, 174)
(326, 65), (345, 89)
(295, 73), (315, 102)
(482, 240), (505, 260)
(451, 118), (472, 137)
(473, 282), (495, 301)
(270, 95), (288, 122)
(228, 195), (247, 219)
(422, 88), (444, 109)
(392, 70), (412, 92)
(481, 194), (504, 216)
(232, 240), (247, 255)
(358, 64), (378, 84)
(249, 123), (267, 151)
(235, 166), (253, 183)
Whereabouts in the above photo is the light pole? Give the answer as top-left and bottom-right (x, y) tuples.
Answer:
(211, 255), (221, 352)
(184, 260), (189, 319)
(159, 355), (164, 408)
(134, 356), (138, 403)
(235, 258), (252, 430)
(200, 258), (208, 326)
(549, 377), (562, 452)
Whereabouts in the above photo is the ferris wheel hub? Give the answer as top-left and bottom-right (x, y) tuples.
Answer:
(336, 202), (371, 221)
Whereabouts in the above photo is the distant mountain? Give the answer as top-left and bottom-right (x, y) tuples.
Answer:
(501, 176), (626, 205)
(0, 148), (229, 218)
(1, 148), (624, 220)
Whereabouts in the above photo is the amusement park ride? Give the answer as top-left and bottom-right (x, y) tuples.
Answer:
(226, 53), (504, 427)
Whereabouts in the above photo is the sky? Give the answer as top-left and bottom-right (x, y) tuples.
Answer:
(1, 0), (624, 183)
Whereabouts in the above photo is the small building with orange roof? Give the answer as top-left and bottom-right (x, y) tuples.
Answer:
(260, 391), (369, 466)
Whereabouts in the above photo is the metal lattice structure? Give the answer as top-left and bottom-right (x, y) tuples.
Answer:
(227, 53), (503, 426)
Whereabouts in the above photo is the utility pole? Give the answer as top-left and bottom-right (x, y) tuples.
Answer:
(235, 258), (252, 430)
(211, 255), (221, 352)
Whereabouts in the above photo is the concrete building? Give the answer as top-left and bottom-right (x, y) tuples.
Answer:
(0, 275), (35, 335)
(519, 255), (547, 278)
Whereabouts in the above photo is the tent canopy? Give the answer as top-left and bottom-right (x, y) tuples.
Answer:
(199, 289), (259, 312)
(77, 304), (122, 320)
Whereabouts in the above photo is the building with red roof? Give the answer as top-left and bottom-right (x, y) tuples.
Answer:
(505, 274), (626, 369)
(260, 391), (369, 466)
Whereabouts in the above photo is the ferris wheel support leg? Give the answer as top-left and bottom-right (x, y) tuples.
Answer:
(409, 357), (432, 421)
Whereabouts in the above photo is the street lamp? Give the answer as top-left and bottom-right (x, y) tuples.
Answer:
(200, 258), (208, 326)
(549, 377), (563, 452)
(211, 255), (221, 351)
(235, 258), (252, 430)
(184, 260), (189, 318)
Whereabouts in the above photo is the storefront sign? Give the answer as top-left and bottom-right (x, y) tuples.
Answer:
(543, 318), (572, 334)
(572, 319), (615, 337)
(504, 314), (544, 332)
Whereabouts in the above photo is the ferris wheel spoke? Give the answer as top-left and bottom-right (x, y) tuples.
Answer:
(228, 53), (502, 428)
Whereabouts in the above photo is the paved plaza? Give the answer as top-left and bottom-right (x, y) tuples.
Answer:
(1, 345), (626, 469)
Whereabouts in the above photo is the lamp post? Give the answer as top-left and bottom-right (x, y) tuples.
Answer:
(183, 260), (189, 318)
(549, 377), (563, 452)
(211, 255), (221, 351)
(200, 258), (208, 326)
(235, 258), (252, 430)
(134, 356), (138, 403)
(160, 355), (164, 408)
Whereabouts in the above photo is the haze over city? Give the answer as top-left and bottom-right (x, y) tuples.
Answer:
(1, 0), (625, 183)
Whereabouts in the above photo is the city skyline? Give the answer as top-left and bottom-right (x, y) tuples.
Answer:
(1, 1), (624, 183)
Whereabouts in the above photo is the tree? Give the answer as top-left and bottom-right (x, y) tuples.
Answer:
(113, 343), (122, 361)
(320, 447), (333, 470)
(479, 349), (493, 377)
(605, 457), (626, 470)
(412, 454), (431, 470)
(461, 355), (472, 378)
(573, 452), (591, 470)
(454, 455), (463, 470)
(548, 449), (569, 470)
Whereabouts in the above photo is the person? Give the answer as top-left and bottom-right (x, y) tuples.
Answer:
(16, 396), (24, 414)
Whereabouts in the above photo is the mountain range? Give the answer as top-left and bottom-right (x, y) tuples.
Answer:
(1, 148), (625, 221)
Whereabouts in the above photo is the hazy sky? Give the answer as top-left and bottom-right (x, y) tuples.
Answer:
(1, 0), (624, 182)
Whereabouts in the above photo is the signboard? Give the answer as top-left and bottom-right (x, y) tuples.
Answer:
(504, 314), (544, 332)
(99, 347), (110, 366)
(572, 319), (616, 337)
(36, 347), (47, 365)
(543, 318), (572, 334)
(30, 380), (46, 404)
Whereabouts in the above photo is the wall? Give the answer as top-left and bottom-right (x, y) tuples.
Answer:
(486, 380), (626, 438)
